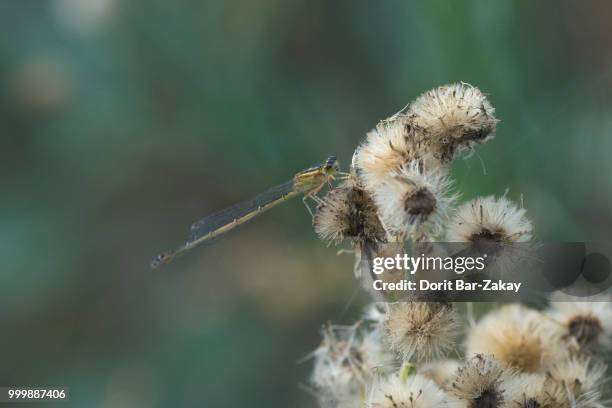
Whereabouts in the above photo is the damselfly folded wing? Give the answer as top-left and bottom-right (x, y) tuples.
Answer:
(151, 155), (340, 269)
(188, 179), (296, 243)
(150, 179), (299, 269)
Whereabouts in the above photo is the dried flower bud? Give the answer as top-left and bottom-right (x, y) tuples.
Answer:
(465, 304), (567, 373)
(314, 178), (386, 245)
(408, 83), (498, 163)
(547, 295), (612, 353)
(546, 357), (607, 405)
(354, 120), (430, 194)
(451, 354), (513, 408)
(503, 373), (567, 408)
(368, 374), (450, 408)
(310, 322), (393, 408)
(373, 161), (456, 240)
(383, 302), (459, 362)
(446, 195), (532, 244)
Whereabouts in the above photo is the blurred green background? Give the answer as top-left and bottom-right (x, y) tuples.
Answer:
(2, 0), (612, 406)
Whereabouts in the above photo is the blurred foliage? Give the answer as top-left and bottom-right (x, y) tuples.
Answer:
(1, 0), (612, 406)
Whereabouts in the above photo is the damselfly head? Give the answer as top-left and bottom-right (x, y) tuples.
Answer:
(323, 155), (340, 174)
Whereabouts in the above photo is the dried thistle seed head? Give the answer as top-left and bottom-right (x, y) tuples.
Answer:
(546, 297), (612, 353)
(360, 328), (396, 378)
(420, 359), (461, 391)
(372, 161), (456, 240)
(368, 374), (450, 408)
(310, 340), (367, 407)
(546, 357), (607, 404)
(503, 373), (568, 408)
(465, 304), (567, 373)
(383, 302), (459, 362)
(311, 324), (366, 390)
(567, 315), (604, 348)
(446, 195), (533, 244)
(347, 184), (387, 242)
(408, 83), (498, 163)
(314, 184), (353, 245)
(310, 322), (394, 404)
(354, 120), (415, 192)
(450, 354), (513, 408)
(314, 179), (386, 245)
(446, 196), (533, 278)
(354, 119), (441, 193)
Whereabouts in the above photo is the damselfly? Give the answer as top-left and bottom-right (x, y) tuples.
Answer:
(151, 156), (341, 269)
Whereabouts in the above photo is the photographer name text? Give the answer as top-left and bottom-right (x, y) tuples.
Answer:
(372, 279), (522, 293)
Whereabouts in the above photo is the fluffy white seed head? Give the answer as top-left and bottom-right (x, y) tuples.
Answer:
(546, 357), (607, 406)
(310, 322), (394, 408)
(314, 178), (386, 245)
(383, 302), (459, 362)
(408, 83), (498, 163)
(361, 329), (396, 374)
(465, 304), (567, 373)
(547, 296), (612, 353)
(368, 374), (450, 408)
(372, 160), (456, 241)
(314, 184), (352, 245)
(355, 120), (419, 193)
(446, 196), (534, 277)
(310, 324), (372, 387)
(503, 373), (568, 408)
(450, 354), (514, 408)
(446, 195), (533, 243)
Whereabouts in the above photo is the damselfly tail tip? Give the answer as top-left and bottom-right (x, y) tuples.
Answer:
(151, 250), (176, 270)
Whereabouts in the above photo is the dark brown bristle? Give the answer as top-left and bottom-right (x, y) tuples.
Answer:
(346, 186), (385, 241)
(404, 187), (436, 216)
(474, 388), (501, 408)
(567, 315), (603, 348)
